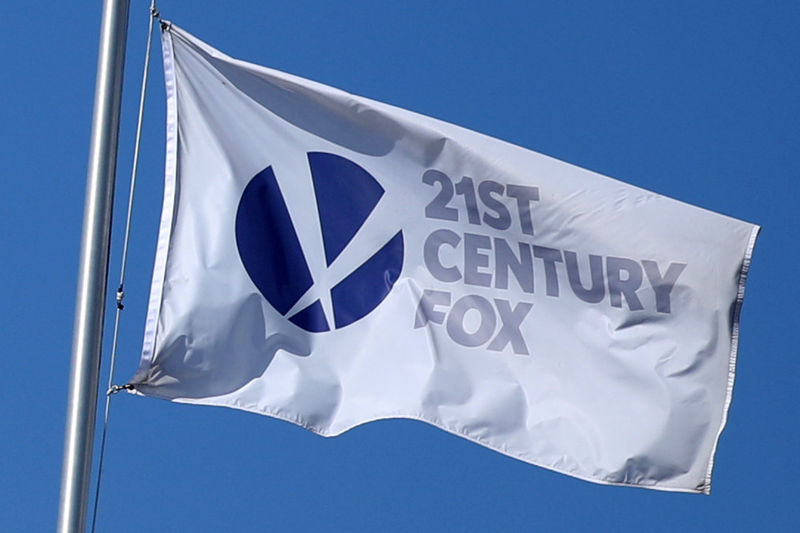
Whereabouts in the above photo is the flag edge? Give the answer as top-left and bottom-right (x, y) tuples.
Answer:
(701, 223), (760, 494)
(132, 24), (179, 383)
(130, 386), (710, 495)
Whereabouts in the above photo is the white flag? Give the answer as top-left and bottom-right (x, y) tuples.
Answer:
(131, 22), (759, 494)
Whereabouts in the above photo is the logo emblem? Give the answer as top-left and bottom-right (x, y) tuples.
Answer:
(235, 152), (404, 332)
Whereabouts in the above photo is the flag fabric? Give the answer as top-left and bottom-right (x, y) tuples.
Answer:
(130, 22), (759, 494)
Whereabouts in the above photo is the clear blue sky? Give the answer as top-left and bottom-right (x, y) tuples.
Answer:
(2, 1), (797, 531)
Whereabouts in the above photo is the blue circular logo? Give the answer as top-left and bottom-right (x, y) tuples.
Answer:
(235, 152), (404, 332)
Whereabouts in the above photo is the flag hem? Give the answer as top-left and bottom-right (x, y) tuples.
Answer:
(701, 223), (760, 494)
(134, 24), (178, 381)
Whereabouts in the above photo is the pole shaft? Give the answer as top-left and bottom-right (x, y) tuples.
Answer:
(58, 1), (130, 532)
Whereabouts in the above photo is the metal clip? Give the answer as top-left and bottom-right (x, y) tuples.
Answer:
(107, 384), (134, 396)
(115, 286), (125, 310)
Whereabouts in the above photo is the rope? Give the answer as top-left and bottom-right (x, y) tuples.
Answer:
(89, 3), (159, 532)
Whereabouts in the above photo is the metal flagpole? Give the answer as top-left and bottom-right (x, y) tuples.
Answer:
(58, 1), (130, 532)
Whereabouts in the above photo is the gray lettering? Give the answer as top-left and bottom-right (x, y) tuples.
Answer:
(494, 238), (534, 293)
(506, 184), (540, 236)
(446, 295), (496, 347)
(414, 289), (451, 328)
(422, 169), (458, 221)
(487, 299), (533, 355)
(478, 180), (511, 230)
(606, 257), (644, 311)
(424, 229), (461, 282)
(564, 251), (605, 304)
(642, 260), (686, 313)
(455, 176), (481, 225)
(533, 245), (563, 297)
(464, 233), (492, 287)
